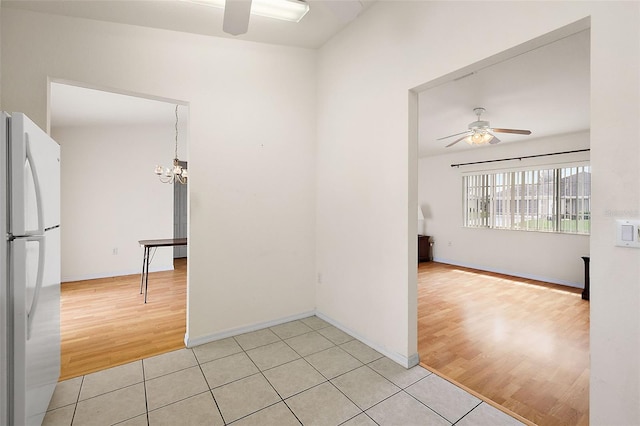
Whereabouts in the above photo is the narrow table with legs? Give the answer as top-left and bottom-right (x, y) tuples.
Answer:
(139, 238), (187, 303)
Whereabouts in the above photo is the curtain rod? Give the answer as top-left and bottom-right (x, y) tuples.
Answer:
(450, 149), (590, 168)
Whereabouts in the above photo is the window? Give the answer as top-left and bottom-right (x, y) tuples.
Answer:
(463, 165), (590, 234)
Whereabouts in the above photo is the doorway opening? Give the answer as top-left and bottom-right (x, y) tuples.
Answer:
(49, 80), (190, 379)
(411, 20), (590, 425)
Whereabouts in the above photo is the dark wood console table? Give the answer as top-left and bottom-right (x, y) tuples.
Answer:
(139, 238), (187, 303)
(581, 256), (590, 301)
(418, 235), (433, 262)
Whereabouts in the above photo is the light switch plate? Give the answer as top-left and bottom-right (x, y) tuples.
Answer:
(615, 219), (640, 248)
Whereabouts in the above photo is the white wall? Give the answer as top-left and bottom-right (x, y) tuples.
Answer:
(419, 131), (590, 287)
(52, 124), (175, 282)
(1, 8), (317, 342)
(316, 2), (639, 424)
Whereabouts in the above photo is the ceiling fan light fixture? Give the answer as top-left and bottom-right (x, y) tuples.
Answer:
(466, 130), (494, 145)
(440, 107), (531, 148)
(186, 0), (309, 23)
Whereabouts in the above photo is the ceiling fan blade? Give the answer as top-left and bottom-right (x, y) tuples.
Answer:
(489, 133), (501, 144)
(437, 130), (470, 141)
(223, 0), (252, 35)
(445, 135), (468, 148)
(491, 128), (532, 135)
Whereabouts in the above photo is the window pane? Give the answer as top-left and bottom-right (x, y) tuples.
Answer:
(462, 164), (589, 235)
(558, 165), (591, 234)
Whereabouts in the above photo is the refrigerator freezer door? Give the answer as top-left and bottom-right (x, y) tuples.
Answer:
(10, 113), (60, 235)
(10, 228), (61, 425)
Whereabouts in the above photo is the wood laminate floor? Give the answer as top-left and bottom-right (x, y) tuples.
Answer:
(418, 261), (589, 426)
(59, 258), (187, 381)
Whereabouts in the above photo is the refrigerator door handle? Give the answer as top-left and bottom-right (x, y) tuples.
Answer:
(25, 235), (46, 341)
(25, 132), (45, 236)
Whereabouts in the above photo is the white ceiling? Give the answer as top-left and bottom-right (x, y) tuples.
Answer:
(2, 0), (375, 49)
(419, 30), (590, 157)
(20, 1), (589, 151)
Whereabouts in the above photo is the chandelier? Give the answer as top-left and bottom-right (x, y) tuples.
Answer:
(155, 105), (188, 184)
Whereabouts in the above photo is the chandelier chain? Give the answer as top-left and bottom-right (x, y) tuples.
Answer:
(154, 104), (187, 184)
(174, 104), (179, 160)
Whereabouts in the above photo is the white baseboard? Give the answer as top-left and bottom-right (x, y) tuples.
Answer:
(183, 310), (420, 369)
(62, 264), (174, 283)
(184, 310), (316, 348)
(315, 312), (420, 368)
(432, 257), (583, 289)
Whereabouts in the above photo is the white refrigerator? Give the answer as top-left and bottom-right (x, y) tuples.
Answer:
(1, 112), (61, 425)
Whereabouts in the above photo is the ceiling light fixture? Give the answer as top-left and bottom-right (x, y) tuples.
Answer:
(186, 0), (310, 23)
(155, 105), (188, 185)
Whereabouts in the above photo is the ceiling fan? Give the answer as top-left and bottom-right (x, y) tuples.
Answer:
(188, 0), (362, 36)
(222, 0), (311, 35)
(439, 107), (532, 148)
(186, 0), (311, 35)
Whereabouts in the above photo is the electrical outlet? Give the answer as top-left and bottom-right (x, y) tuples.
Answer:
(112, 248), (118, 255)
(317, 273), (322, 284)
(447, 241), (452, 247)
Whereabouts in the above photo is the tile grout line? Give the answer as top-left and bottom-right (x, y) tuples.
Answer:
(401, 376), (454, 425)
(275, 325), (377, 423)
(145, 390), (219, 420)
(141, 359), (150, 425)
(452, 401), (483, 425)
(224, 333), (288, 424)
(192, 347), (228, 425)
(263, 323), (330, 425)
(337, 411), (380, 426)
(278, 400), (305, 426)
(69, 375), (84, 425)
(333, 360), (389, 426)
(274, 322), (370, 425)
(271, 318), (326, 425)
(231, 320), (367, 424)
(141, 349), (219, 416)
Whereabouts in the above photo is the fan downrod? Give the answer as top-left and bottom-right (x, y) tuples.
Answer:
(473, 107), (486, 118)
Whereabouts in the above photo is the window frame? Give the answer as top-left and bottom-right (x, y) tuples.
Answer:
(462, 162), (591, 235)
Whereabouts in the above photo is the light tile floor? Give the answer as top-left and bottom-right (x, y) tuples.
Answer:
(43, 316), (524, 426)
